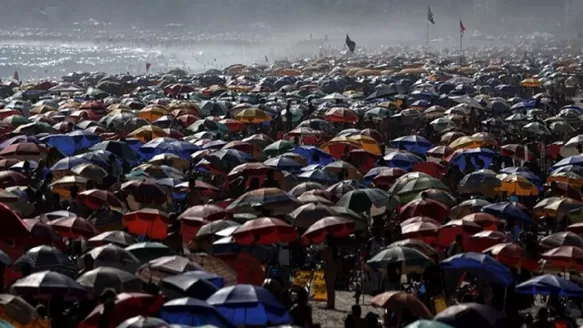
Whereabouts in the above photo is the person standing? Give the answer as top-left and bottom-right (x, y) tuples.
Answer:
(324, 235), (339, 309)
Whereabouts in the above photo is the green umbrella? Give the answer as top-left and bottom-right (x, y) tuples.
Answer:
(124, 170), (152, 181)
(364, 107), (393, 121)
(405, 320), (455, 328)
(457, 171), (501, 197)
(522, 122), (551, 135)
(367, 246), (433, 272)
(281, 106), (303, 123)
(550, 121), (575, 134)
(395, 177), (450, 203)
(336, 188), (395, 214)
(389, 172), (433, 194)
(13, 122), (55, 135)
(2, 115), (29, 127)
(263, 140), (295, 158)
(125, 242), (174, 263)
(186, 119), (228, 136)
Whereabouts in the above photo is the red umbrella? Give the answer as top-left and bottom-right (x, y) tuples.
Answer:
(360, 128), (385, 144)
(501, 144), (535, 161)
(176, 114), (199, 126)
(23, 218), (65, 250)
(301, 216), (354, 245)
(541, 246), (583, 270)
(467, 230), (511, 252)
(372, 168), (407, 187)
(223, 141), (259, 156)
(123, 208), (169, 240)
(426, 145), (454, 161)
(401, 222), (440, 245)
(219, 119), (246, 132)
(233, 217), (297, 245)
(49, 217), (99, 239)
(437, 220), (482, 247)
(483, 242), (538, 271)
(540, 232), (583, 250)
(0, 171), (28, 188)
(162, 128), (184, 139)
(0, 158), (19, 170)
(79, 293), (164, 328)
(0, 143), (48, 160)
(324, 107), (359, 123)
(461, 213), (503, 231)
(567, 222), (583, 236)
(120, 180), (167, 204)
(412, 162), (446, 179)
(78, 189), (124, 210)
(399, 198), (449, 222)
(400, 216), (442, 227)
(179, 205), (228, 222)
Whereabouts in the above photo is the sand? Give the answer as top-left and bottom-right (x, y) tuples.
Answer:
(311, 291), (384, 328)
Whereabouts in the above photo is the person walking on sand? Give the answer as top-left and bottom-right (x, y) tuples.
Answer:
(324, 235), (339, 309)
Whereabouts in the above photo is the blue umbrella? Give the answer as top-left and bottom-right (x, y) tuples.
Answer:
(553, 155), (583, 169)
(140, 140), (191, 160)
(383, 151), (422, 170)
(516, 274), (583, 297)
(50, 156), (91, 171)
(90, 140), (140, 163)
(391, 135), (433, 154)
(161, 297), (235, 328)
(74, 150), (122, 172)
(482, 202), (535, 225)
(67, 130), (100, 150)
(122, 138), (145, 155)
(263, 156), (302, 173)
(297, 169), (337, 185)
(207, 285), (292, 327)
(510, 99), (537, 110)
(440, 252), (514, 286)
(180, 270), (226, 289)
(449, 147), (498, 171)
(40, 135), (76, 156)
(292, 146), (334, 166)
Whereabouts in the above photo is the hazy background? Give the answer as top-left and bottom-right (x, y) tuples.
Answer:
(0, 0), (581, 80)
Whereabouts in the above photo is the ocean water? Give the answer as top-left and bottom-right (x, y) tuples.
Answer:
(0, 28), (327, 81)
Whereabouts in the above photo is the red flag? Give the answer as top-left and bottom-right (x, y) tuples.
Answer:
(146, 63), (152, 72)
(460, 20), (466, 34)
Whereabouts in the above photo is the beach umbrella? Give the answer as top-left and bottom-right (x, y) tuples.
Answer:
(301, 216), (355, 244)
(232, 217), (297, 245)
(0, 294), (39, 328)
(234, 108), (271, 124)
(481, 202), (534, 225)
(11, 270), (87, 300)
(367, 246), (433, 273)
(85, 244), (140, 273)
(337, 188), (393, 214)
(541, 246), (583, 271)
(461, 213), (502, 230)
(77, 267), (142, 295)
(227, 188), (299, 216)
(87, 231), (136, 248)
(123, 208), (169, 240)
(161, 298), (235, 327)
(483, 243), (537, 271)
(434, 303), (508, 328)
(371, 291), (432, 319)
(207, 284), (291, 327)
(440, 252), (514, 285)
(516, 274), (583, 297)
(121, 180), (168, 204)
(263, 156), (302, 172)
(78, 189), (125, 210)
(457, 171), (501, 197)
(467, 231), (512, 252)
(160, 274), (219, 301)
(496, 174), (539, 196)
(523, 122), (551, 135)
(394, 177), (450, 203)
(450, 199), (491, 220)
(412, 189), (456, 208)
(137, 256), (202, 283)
(399, 198), (449, 223)
(125, 242), (174, 263)
(324, 160), (362, 180)
(80, 294), (164, 328)
(90, 141), (140, 163)
(296, 170), (337, 185)
(263, 140), (294, 158)
(13, 245), (77, 277)
(196, 220), (240, 239)
(388, 239), (436, 258)
(0, 143), (48, 161)
(540, 232), (583, 250)
(391, 135), (433, 154)
(49, 217), (99, 239)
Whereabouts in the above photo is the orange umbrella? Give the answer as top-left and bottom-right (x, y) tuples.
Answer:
(483, 242), (538, 271)
(233, 217), (297, 245)
(301, 216), (354, 245)
(541, 246), (583, 271)
(219, 252), (264, 286)
(123, 208), (169, 239)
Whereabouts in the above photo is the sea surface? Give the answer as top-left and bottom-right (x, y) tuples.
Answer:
(0, 27), (329, 81)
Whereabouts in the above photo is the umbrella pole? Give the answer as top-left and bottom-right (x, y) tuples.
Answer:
(502, 287), (507, 313)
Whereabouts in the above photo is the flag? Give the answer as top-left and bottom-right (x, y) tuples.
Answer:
(12, 71), (19, 82)
(428, 7), (435, 25)
(265, 55), (269, 63)
(146, 63), (151, 71)
(460, 20), (466, 35)
(345, 34), (356, 53)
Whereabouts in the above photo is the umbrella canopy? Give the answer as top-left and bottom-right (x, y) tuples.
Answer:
(13, 245), (77, 277)
(367, 246), (433, 273)
(434, 303), (508, 328)
(207, 284), (292, 327)
(10, 270), (87, 300)
(77, 266), (142, 295)
(516, 274), (583, 297)
(80, 293), (164, 328)
(160, 297), (235, 328)
(440, 252), (514, 285)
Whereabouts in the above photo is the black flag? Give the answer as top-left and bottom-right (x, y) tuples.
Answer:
(345, 34), (356, 53)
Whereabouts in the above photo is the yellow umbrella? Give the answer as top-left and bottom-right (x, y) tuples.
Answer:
(30, 105), (56, 115)
(547, 172), (583, 188)
(347, 135), (381, 155)
(520, 78), (542, 88)
(542, 197), (583, 217)
(235, 108), (272, 124)
(496, 174), (538, 196)
(471, 132), (498, 146)
(138, 106), (167, 122)
(71, 163), (108, 184)
(149, 153), (190, 171)
(449, 136), (486, 150)
(49, 175), (89, 198)
(128, 125), (168, 143)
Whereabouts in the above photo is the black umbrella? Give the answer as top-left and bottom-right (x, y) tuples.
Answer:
(434, 303), (509, 328)
(13, 245), (77, 277)
(77, 267), (141, 295)
(160, 273), (219, 300)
